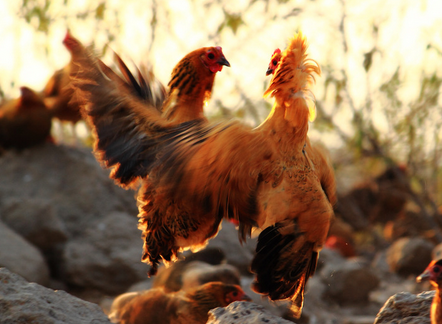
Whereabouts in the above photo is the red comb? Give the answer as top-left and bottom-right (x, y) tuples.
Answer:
(62, 30), (79, 52)
(273, 48), (281, 55)
(62, 30), (71, 45)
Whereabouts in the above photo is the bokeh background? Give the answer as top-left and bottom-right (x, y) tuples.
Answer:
(1, 0), (441, 223)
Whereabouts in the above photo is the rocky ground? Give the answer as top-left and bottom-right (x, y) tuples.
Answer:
(0, 142), (439, 323)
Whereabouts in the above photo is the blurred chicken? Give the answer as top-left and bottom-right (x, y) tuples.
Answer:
(336, 165), (408, 229)
(0, 86), (52, 150)
(324, 235), (356, 258)
(108, 282), (251, 324)
(153, 248), (228, 292)
(71, 31), (334, 318)
(154, 260), (241, 293)
(417, 259), (442, 324)
(42, 31), (83, 136)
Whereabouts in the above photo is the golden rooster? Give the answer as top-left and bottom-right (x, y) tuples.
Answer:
(71, 31), (335, 318)
(108, 282), (251, 324)
(417, 259), (442, 324)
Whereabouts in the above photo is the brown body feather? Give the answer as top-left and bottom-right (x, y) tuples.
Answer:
(108, 282), (250, 324)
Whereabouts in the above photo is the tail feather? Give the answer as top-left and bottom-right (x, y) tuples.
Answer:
(251, 221), (318, 319)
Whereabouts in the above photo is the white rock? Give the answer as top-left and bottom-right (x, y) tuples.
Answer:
(207, 301), (295, 324)
(374, 290), (433, 324)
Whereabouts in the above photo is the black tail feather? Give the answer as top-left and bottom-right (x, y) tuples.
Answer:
(251, 221), (317, 319)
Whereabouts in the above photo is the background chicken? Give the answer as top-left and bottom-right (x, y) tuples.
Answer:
(417, 259), (442, 324)
(152, 248), (240, 292)
(71, 31), (334, 318)
(108, 282), (251, 324)
(0, 86), (52, 150)
(42, 31), (84, 138)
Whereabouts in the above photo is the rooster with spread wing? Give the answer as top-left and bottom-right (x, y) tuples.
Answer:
(68, 34), (230, 269)
(72, 31), (335, 318)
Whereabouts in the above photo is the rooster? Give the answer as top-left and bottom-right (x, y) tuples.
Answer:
(71, 31), (335, 318)
(0, 86), (52, 150)
(108, 282), (251, 324)
(417, 259), (442, 324)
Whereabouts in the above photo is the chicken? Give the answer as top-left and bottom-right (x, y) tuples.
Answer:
(71, 31), (335, 318)
(108, 282), (251, 324)
(153, 248), (228, 292)
(0, 86), (52, 150)
(324, 235), (356, 258)
(154, 259), (241, 293)
(42, 31), (83, 128)
(69, 33), (230, 272)
(416, 259), (442, 324)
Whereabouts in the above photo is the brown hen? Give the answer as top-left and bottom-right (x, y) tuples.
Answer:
(108, 282), (251, 324)
(0, 86), (52, 150)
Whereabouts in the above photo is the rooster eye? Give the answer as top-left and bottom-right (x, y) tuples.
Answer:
(272, 60), (278, 66)
(434, 266), (441, 273)
(232, 291), (238, 296)
(208, 53), (215, 60)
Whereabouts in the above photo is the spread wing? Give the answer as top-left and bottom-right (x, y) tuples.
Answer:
(70, 39), (175, 188)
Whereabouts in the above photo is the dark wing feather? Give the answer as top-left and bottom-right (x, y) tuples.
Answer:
(113, 52), (166, 110)
(70, 39), (171, 187)
(251, 220), (318, 319)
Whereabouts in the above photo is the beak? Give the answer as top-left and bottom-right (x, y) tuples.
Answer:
(217, 56), (230, 67)
(266, 67), (274, 76)
(416, 270), (431, 283)
(242, 293), (252, 302)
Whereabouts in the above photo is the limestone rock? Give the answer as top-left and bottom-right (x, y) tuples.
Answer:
(207, 301), (295, 324)
(0, 267), (111, 324)
(62, 211), (148, 294)
(321, 258), (380, 305)
(374, 290), (433, 324)
(386, 237), (434, 276)
(1, 197), (68, 250)
(0, 220), (50, 285)
(0, 144), (137, 238)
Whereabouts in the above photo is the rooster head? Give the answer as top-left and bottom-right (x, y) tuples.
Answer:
(200, 46), (230, 73)
(266, 48), (282, 76)
(417, 259), (442, 288)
